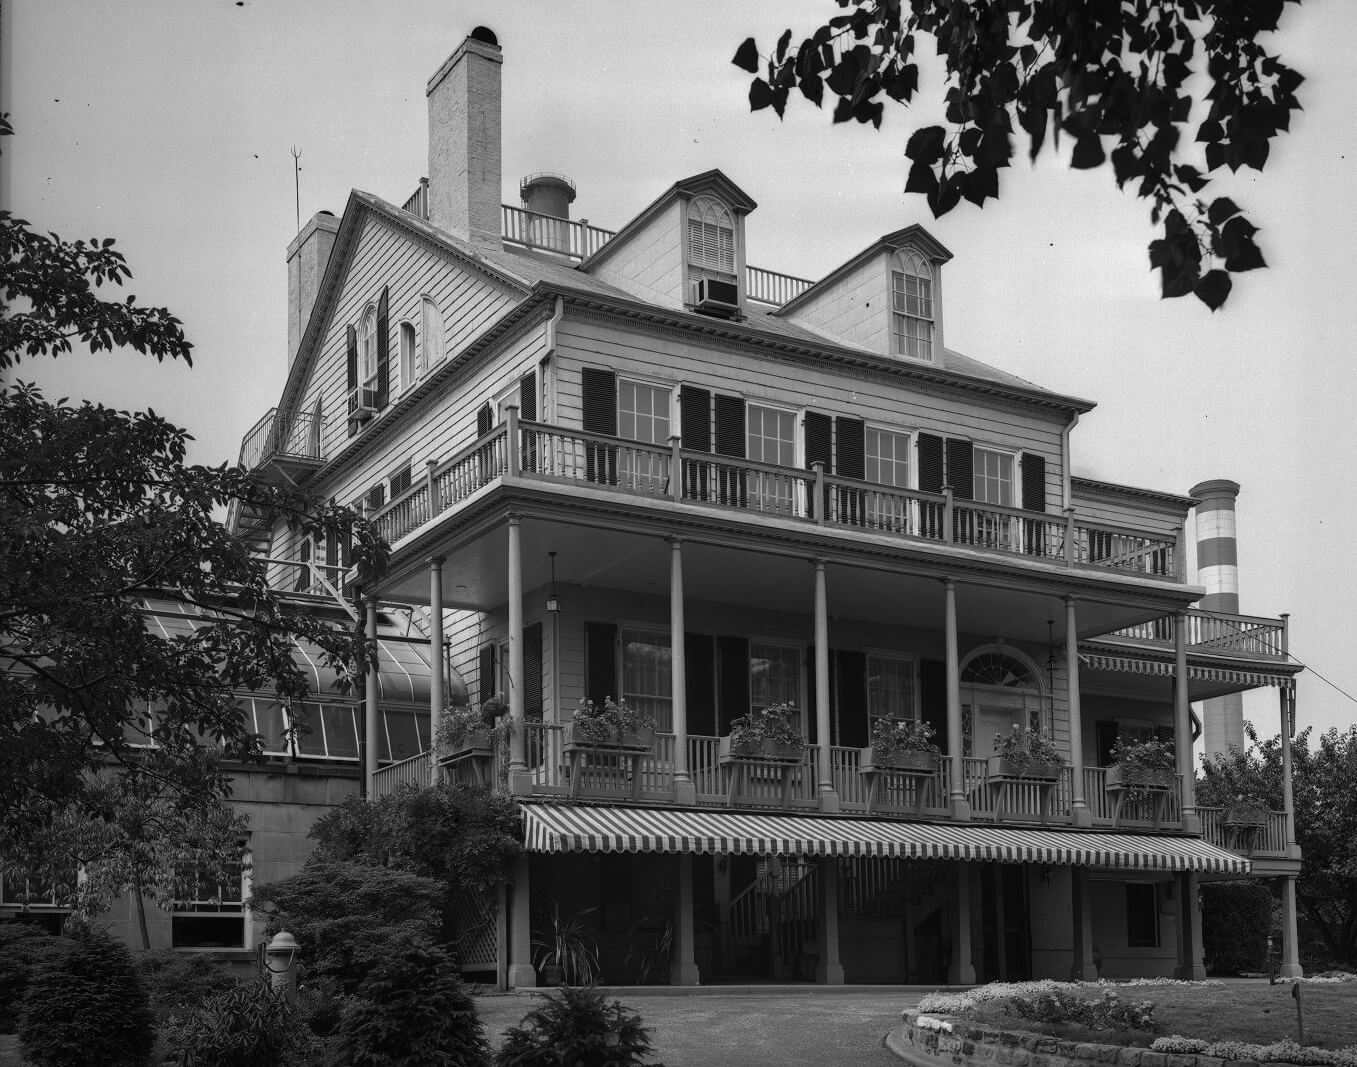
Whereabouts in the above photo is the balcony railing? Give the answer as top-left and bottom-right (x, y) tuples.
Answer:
(371, 750), (432, 798)
(1199, 806), (1289, 855)
(237, 407), (323, 470)
(1105, 610), (1287, 658)
(746, 264), (814, 306)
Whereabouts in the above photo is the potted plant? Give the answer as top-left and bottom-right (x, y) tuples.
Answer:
(719, 702), (805, 763)
(988, 724), (1064, 781)
(435, 698), (509, 761)
(1105, 736), (1177, 802)
(1223, 794), (1271, 828)
(564, 697), (656, 752)
(531, 901), (601, 986)
(861, 717), (941, 772)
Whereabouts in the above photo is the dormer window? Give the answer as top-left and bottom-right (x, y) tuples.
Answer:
(687, 196), (740, 315)
(891, 250), (934, 362)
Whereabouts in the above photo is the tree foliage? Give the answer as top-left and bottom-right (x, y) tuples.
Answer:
(1199, 724), (1357, 967)
(734, 0), (1303, 309)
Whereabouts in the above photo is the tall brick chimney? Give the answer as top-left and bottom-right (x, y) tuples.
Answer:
(287, 210), (339, 365)
(426, 27), (503, 250)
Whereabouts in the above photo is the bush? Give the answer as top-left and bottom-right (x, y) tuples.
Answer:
(497, 986), (660, 1067)
(165, 978), (321, 1067)
(1001, 988), (1156, 1032)
(16, 926), (155, 1067)
(1202, 881), (1275, 974)
(332, 937), (490, 1067)
(0, 923), (72, 1035)
(134, 948), (240, 1025)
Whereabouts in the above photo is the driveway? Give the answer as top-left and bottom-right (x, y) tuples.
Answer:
(475, 989), (921, 1066)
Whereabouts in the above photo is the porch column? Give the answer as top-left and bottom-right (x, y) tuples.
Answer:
(508, 516), (530, 792)
(671, 854), (700, 985)
(507, 852), (536, 988)
(1280, 685), (1299, 856)
(1066, 598), (1092, 826)
(1069, 867), (1096, 979)
(364, 598), (380, 795)
(948, 862), (976, 984)
(1173, 612), (1199, 832)
(944, 579), (971, 819)
(814, 560), (839, 812)
(671, 538), (695, 805)
(815, 857), (844, 984)
(428, 559), (445, 787)
(1279, 875), (1303, 978)
(1174, 871), (1206, 980)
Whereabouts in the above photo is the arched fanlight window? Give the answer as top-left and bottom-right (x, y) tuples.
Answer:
(960, 650), (1040, 689)
(891, 249), (934, 361)
(358, 305), (378, 382)
(687, 195), (736, 277)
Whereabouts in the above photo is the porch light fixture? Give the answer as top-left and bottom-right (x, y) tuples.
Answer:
(546, 552), (560, 614)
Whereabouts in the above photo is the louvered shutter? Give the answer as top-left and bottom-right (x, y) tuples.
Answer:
(294, 537), (311, 592)
(716, 635), (749, 734)
(477, 402), (493, 438)
(340, 504), (355, 600)
(919, 659), (947, 754)
(917, 433), (944, 493)
(366, 483), (386, 511)
(713, 394), (745, 507)
(524, 622), (543, 721)
(835, 416), (866, 526)
(519, 372), (538, 472)
(685, 632), (716, 736)
(390, 464), (412, 498)
(806, 650), (816, 745)
(584, 622), (618, 705)
(581, 367), (617, 486)
(837, 650), (869, 749)
(346, 325), (359, 436)
(479, 645), (496, 702)
(1021, 452), (1047, 556)
(375, 286), (390, 409)
(804, 411), (832, 522)
(680, 386), (711, 501)
(946, 438), (974, 499)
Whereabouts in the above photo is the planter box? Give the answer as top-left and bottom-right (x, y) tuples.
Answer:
(718, 735), (804, 764)
(1223, 807), (1269, 828)
(563, 721), (655, 753)
(1104, 765), (1175, 792)
(859, 748), (940, 774)
(987, 755), (1063, 782)
(438, 728), (493, 762)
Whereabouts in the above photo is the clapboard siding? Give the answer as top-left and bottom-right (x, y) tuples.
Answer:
(787, 249), (890, 352)
(446, 609), (491, 705)
(588, 200), (685, 310)
(1070, 485), (1188, 537)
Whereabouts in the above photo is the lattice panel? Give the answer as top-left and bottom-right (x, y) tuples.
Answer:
(452, 890), (498, 970)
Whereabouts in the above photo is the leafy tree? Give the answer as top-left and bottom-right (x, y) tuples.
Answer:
(733, 1), (1304, 309)
(1198, 724), (1357, 968)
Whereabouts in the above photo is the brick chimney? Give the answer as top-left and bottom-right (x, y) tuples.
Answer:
(286, 210), (339, 365)
(426, 27), (503, 250)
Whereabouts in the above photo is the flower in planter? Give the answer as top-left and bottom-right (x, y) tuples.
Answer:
(571, 697), (655, 746)
(991, 724), (1063, 776)
(1224, 793), (1271, 825)
(436, 702), (510, 752)
(726, 702), (805, 755)
(869, 717), (941, 762)
(1108, 736), (1177, 802)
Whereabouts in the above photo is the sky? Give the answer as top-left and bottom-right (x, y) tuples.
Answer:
(6, 1), (1356, 743)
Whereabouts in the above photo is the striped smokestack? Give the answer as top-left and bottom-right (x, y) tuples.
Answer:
(1190, 479), (1244, 758)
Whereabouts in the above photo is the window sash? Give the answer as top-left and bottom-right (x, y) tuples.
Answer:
(621, 629), (673, 733)
(865, 428), (911, 488)
(973, 447), (1015, 507)
(359, 311), (378, 383)
(866, 654), (916, 720)
(750, 643), (801, 714)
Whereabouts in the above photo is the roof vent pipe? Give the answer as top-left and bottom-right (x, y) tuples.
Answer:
(519, 173), (576, 254)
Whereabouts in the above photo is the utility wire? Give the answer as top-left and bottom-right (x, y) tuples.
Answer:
(1194, 608), (1357, 709)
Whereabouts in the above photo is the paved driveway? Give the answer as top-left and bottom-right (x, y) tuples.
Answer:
(475, 989), (920, 1066)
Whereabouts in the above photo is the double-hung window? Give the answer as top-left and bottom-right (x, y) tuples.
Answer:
(864, 426), (912, 531)
(172, 850), (250, 949)
(359, 305), (378, 386)
(971, 445), (1016, 548)
(621, 628), (673, 733)
(617, 379), (672, 493)
(749, 642), (801, 721)
(891, 250), (934, 361)
(746, 404), (796, 513)
(866, 653), (917, 721)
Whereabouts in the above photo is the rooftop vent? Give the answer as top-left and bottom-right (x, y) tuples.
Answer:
(519, 173), (577, 254)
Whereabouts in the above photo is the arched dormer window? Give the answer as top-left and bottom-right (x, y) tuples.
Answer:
(399, 321), (417, 390)
(359, 304), (378, 384)
(687, 196), (736, 279)
(891, 249), (934, 362)
(421, 297), (445, 370)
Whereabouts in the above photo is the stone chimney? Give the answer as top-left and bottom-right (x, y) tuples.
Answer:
(1190, 478), (1244, 759)
(286, 210), (339, 365)
(427, 27), (503, 250)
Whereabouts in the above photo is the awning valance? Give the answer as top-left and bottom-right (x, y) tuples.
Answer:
(1081, 651), (1294, 690)
(521, 803), (1250, 874)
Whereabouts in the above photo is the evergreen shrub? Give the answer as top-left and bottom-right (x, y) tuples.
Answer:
(1201, 881), (1275, 974)
(497, 986), (660, 1067)
(0, 923), (71, 1034)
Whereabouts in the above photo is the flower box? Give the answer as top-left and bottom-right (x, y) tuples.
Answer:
(718, 735), (803, 764)
(1105, 765), (1175, 792)
(564, 721), (655, 753)
(987, 755), (1063, 782)
(1223, 804), (1269, 828)
(439, 727), (494, 762)
(860, 748), (939, 775)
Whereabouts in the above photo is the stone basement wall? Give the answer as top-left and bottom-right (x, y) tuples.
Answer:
(894, 1010), (1283, 1067)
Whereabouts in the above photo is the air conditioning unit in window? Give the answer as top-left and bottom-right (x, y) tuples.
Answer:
(351, 386), (379, 423)
(694, 277), (740, 317)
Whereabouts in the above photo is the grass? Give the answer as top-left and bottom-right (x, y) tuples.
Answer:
(966, 982), (1357, 1051)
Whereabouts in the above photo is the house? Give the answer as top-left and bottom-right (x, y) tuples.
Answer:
(214, 27), (1306, 986)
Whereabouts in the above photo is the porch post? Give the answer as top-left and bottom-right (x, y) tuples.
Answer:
(814, 560), (839, 812)
(1174, 612), (1199, 832)
(1069, 867), (1096, 979)
(1066, 597), (1092, 826)
(1279, 875), (1303, 978)
(364, 598), (380, 795)
(944, 579), (971, 819)
(428, 559), (445, 786)
(815, 857), (844, 984)
(948, 862), (976, 984)
(1280, 685), (1299, 856)
(508, 515), (530, 792)
(670, 537), (695, 805)
(1174, 871), (1206, 980)
(507, 852), (536, 988)
(671, 854), (700, 985)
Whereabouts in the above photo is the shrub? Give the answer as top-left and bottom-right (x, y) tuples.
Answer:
(1201, 881), (1275, 974)
(332, 937), (489, 1067)
(1001, 987), (1155, 1033)
(134, 948), (240, 1025)
(165, 978), (321, 1067)
(496, 986), (659, 1067)
(17, 926), (155, 1067)
(0, 923), (72, 1035)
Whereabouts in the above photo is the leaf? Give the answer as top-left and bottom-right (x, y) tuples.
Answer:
(1207, 196), (1241, 227)
(904, 161), (938, 198)
(905, 125), (947, 166)
(732, 37), (760, 74)
(1220, 216), (1267, 272)
(1071, 132), (1105, 170)
(749, 78), (775, 113)
(799, 74), (824, 107)
(1193, 269), (1232, 311)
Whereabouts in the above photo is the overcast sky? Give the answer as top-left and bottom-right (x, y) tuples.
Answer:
(6, 1), (1355, 742)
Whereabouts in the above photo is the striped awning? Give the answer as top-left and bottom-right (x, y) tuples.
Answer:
(521, 803), (1250, 874)
(1081, 650), (1294, 690)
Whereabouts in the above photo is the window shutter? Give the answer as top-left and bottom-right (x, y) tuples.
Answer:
(834, 417), (865, 480)
(713, 395), (745, 458)
(581, 367), (617, 436)
(919, 659), (948, 754)
(477, 402), (493, 438)
(523, 622), (543, 721)
(519, 371), (537, 422)
(375, 286), (390, 408)
(366, 483), (386, 511)
(479, 645), (496, 702)
(917, 433), (944, 493)
(684, 632), (716, 736)
(324, 526), (337, 569)
(716, 635), (749, 734)
(836, 650), (869, 749)
(680, 386), (711, 452)
(294, 538), (311, 592)
(346, 325), (359, 436)
(1095, 721), (1119, 768)
(806, 650), (816, 745)
(389, 464), (412, 498)
(946, 438), (974, 499)
(1021, 453), (1046, 513)
(584, 622), (618, 706)
(804, 412), (832, 471)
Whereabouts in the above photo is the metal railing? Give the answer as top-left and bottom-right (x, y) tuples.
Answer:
(237, 407), (323, 470)
(1104, 609), (1287, 657)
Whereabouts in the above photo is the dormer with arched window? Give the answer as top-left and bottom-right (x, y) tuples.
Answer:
(686, 195), (739, 314)
(891, 249), (935, 362)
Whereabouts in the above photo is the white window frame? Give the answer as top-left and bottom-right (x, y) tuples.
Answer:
(745, 402), (798, 515)
(864, 650), (919, 723)
(616, 377), (674, 494)
(891, 249), (935, 362)
(170, 843), (251, 952)
(420, 296), (445, 370)
(619, 625), (673, 734)
(972, 444), (1016, 508)
(864, 424), (915, 532)
(359, 304), (379, 385)
(748, 638), (805, 736)
(398, 319), (418, 391)
(291, 701), (362, 762)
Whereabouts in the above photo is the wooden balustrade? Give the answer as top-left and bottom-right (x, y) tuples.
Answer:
(1104, 608), (1287, 657)
(370, 750), (431, 798)
(746, 264), (814, 306)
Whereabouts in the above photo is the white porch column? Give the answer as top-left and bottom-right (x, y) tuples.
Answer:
(428, 559), (445, 787)
(1280, 685), (1299, 856)
(1066, 597), (1091, 826)
(1175, 871), (1206, 980)
(814, 559), (838, 812)
(815, 857), (845, 984)
(948, 862), (976, 984)
(1174, 612), (1199, 832)
(671, 854), (700, 985)
(670, 538), (695, 805)
(944, 579), (971, 819)
(1069, 867), (1097, 979)
(508, 515), (530, 792)
(507, 852), (536, 988)
(1279, 874), (1303, 978)
(364, 598), (380, 795)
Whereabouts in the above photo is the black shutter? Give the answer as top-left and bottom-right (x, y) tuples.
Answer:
(366, 483), (386, 511)
(339, 505), (353, 599)
(1021, 453), (1046, 512)
(1095, 721), (1120, 768)
(837, 650), (869, 749)
(390, 463), (412, 498)
(806, 650), (816, 745)
(324, 523), (337, 569)
(804, 411), (832, 522)
(477, 402), (493, 438)
(835, 416), (866, 526)
(584, 622), (618, 706)
(375, 286), (390, 408)
(519, 371), (537, 422)
(346, 324), (359, 436)
(581, 368), (617, 485)
(946, 438), (974, 499)
(713, 395), (745, 507)
(716, 636), (749, 734)
(685, 632), (716, 736)
(479, 644), (496, 702)
(524, 622), (543, 721)
(680, 387), (711, 451)
(917, 433), (944, 493)
(294, 537), (311, 592)
(919, 659), (947, 754)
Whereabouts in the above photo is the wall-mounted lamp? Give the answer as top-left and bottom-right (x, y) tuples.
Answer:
(546, 551), (560, 614)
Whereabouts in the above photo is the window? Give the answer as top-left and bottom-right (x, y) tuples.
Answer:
(1126, 883), (1160, 948)
(746, 404), (796, 513)
(293, 703), (361, 760)
(172, 850), (249, 950)
(621, 629), (673, 733)
(380, 706), (430, 762)
(421, 297), (444, 369)
(618, 379), (672, 492)
(891, 250), (934, 361)
(749, 642), (801, 717)
(687, 195), (736, 290)
(293, 536), (312, 592)
(399, 321), (417, 389)
(973, 447), (1015, 507)
(359, 305), (378, 384)
(865, 426), (912, 530)
(966, 445), (1016, 548)
(866, 654), (916, 721)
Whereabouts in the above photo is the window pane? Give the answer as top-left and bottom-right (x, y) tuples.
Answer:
(250, 699), (290, 756)
(384, 708), (421, 762)
(322, 704), (360, 759)
(866, 655), (915, 719)
(750, 643), (801, 712)
(292, 704), (328, 757)
(621, 630), (672, 732)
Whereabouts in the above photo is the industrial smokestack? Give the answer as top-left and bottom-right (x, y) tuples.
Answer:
(1190, 478), (1244, 758)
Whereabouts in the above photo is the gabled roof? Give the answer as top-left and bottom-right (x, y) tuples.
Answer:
(578, 168), (756, 273)
(776, 223), (953, 317)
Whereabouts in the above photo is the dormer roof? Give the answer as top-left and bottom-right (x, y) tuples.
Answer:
(776, 223), (953, 317)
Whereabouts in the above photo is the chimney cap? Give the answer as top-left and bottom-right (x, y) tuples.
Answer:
(470, 26), (498, 46)
(520, 172), (577, 203)
(1189, 479), (1242, 503)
